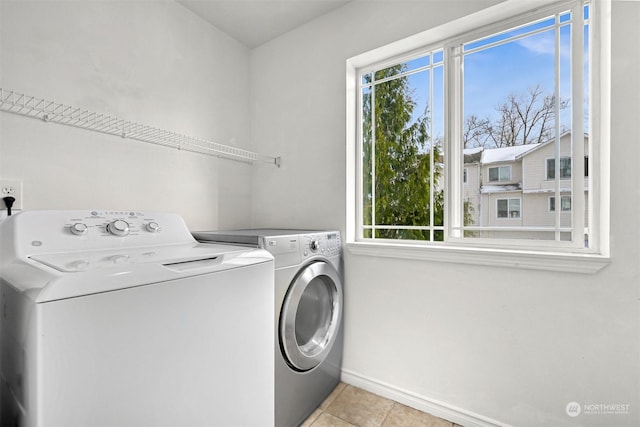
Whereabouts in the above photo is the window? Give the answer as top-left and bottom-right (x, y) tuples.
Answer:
(488, 166), (511, 182)
(546, 157), (572, 179)
(360, 49), (444, 241)
(550, 195), (572, 212)
(584, 156), (589, 177)
(357, 1), (589, 245)
(497, 198), (521, 218)
(349, 0), (608, 266)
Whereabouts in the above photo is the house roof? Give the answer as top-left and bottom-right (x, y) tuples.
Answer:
(522, 187), (588, 194)
(515, 131), (588, 159)
(464, 147), (483, 155)
(463, 145), (539, 164)
(481, 144), (539, 164)
(463, 148), (482, 164)
(463, 132), (589, 164)
(481, 184), (522, 194)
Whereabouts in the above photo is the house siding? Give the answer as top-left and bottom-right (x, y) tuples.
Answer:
(521, 133), (586, 193)
(464, 133), (589, 235)
(463, 163), (481, 225)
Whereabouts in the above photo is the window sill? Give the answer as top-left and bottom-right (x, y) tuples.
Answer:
(346, 241), (610, 274)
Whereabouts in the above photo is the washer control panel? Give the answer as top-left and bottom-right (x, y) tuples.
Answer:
(65, 211), (164, 239)
(2, 210), (195, 258)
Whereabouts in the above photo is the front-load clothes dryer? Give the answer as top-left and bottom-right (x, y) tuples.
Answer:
(0, 211), (275, 427)
(192, 229), (343, 427)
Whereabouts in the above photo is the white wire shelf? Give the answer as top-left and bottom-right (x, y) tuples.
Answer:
(0, 88), (281, 167)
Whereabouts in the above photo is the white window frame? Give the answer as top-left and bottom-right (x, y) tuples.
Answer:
(345, 0), (610, 273)
(488, 165), (512, 182)
(497, 198), (521, 219)
(549, 195), (572, 212)
(546, 156), (572, 180)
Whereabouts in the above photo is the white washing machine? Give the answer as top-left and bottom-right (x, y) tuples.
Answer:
(0, 210), (275, 427)
(192, 229), (343, 427)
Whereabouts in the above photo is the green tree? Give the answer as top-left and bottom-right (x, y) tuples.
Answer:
(362, 65), (444, 241)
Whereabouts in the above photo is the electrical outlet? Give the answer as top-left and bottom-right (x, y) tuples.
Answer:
(0, 179), (23, 211)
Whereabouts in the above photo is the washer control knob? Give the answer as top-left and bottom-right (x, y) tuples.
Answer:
(70, 223), (88, 236)
(310, 239), (320, 251)
(145, 222), (160, 233)
(106, 220), (130, 237)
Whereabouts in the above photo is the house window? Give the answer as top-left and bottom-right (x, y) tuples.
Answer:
(488, 166), (511, 182)
(549, 195), (572, 212)
(546, 157), (572, 180)
(351, 0), (605, 258)
(584, 156), (589, 177)
(497, 198), (521, 218)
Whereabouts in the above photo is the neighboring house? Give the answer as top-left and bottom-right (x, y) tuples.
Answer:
(463, 132), (589, 239)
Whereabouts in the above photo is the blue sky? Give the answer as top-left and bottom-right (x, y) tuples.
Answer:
(395, 6), (589, 145)
(462, 23), (574, 133)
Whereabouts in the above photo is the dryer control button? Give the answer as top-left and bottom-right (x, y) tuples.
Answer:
(310, 239), (320, 251)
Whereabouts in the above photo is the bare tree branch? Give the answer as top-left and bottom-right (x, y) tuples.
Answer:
(463, 85), (568, 148)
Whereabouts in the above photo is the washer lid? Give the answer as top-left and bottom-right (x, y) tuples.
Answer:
(29, 243), (244, 273)
(1, 244), (273, 303)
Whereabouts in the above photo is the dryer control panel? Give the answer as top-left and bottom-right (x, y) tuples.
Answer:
(300, 232), (341, 258)
(248, 231), (341, 269)
(192, 229), (342, 269)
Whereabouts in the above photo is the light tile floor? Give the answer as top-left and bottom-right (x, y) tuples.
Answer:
(301, 383), (462, 427)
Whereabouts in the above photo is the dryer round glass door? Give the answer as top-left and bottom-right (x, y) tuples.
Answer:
(280, 261), (342, 372)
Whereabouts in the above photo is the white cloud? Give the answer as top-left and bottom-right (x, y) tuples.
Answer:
(517, 32), (570, 58)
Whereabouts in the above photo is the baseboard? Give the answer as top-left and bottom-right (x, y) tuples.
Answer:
(340, 369), (512, 427)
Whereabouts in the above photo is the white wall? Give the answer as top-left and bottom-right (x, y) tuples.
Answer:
(251, 1), (640, 426)
(250, 0), (504, 230)
(2, 0), (638, 425)
(0, 0), (252, 230)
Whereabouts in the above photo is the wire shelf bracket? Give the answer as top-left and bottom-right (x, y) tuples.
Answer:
(0, 88), (281, 167)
